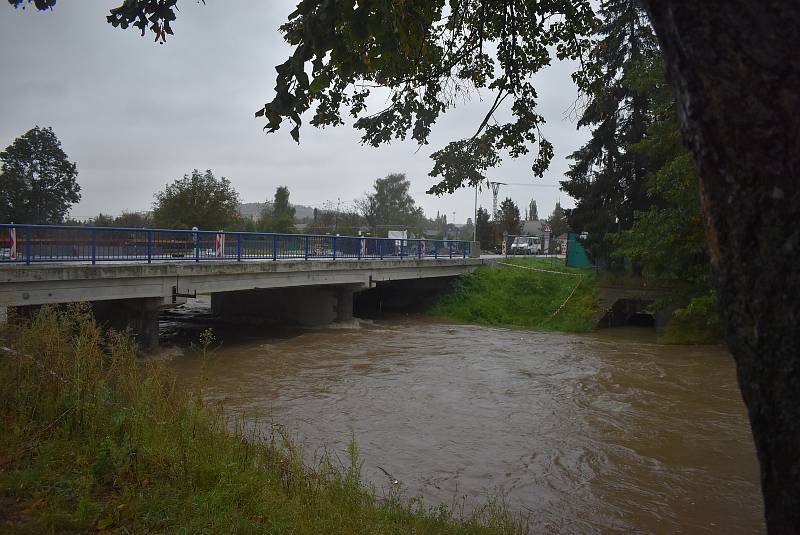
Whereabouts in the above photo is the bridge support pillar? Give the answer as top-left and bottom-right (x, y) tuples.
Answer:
(92, 297), (162, 352)
(211, 285), (360, 327)
(335, 287), (354, 322)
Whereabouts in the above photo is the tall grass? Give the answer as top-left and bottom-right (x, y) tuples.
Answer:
(430, 258), (598, 332)
(0, 305), (524, 534)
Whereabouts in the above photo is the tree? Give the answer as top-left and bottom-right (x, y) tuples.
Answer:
(528, 199), (538, 221)
(0, 126), (80, 224)
(547, 201), (569, 238)
(475, 207), (492, 250)
(113, 211), (151, 228)
(259, 186), (296, 233)
(498, 198), (521, 237)
(16, 1), (800, 526)
(93, 213), (115, 227)
(561, 1), (659, 266)
(356, 173), (425, 235)
(152, 169), (240, 230)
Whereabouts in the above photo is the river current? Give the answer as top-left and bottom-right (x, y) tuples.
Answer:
(167, 311), (762, 533)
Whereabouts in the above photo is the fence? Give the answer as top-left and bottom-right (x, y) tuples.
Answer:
(0, 224), (470, 265)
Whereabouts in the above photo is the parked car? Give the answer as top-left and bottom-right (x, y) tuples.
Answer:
(510, 236), (542, 255)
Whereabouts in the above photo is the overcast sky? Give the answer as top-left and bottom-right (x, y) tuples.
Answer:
(0, 1), (588, 225)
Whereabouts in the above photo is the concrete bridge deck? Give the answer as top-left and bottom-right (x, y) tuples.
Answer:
(1, 257), (484, 349)
(0, 257), (483, 308)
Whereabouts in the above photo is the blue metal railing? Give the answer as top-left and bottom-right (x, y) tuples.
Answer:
(0, 223), (471, 265)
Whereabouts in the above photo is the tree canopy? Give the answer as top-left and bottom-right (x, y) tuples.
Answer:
(546, 201), (569, 238)
(259, 186), (296, 233)
(0, 126), (80, 224)
(498, 197), (521, 237)
(357, 173), (425, 235)
(475, 207), (492, 250)
(152, 169), (240, 230)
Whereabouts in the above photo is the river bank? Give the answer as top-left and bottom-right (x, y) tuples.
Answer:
(0, 306), (523, 534)
(431, 258), (721, 344)
(430, 258), (598, 332)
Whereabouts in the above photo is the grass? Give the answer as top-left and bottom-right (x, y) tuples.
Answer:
(430, 257), (599, 332)
(0, 305), (525, 534)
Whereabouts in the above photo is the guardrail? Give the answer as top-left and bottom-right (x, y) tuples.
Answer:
(0, 224), (470, 265)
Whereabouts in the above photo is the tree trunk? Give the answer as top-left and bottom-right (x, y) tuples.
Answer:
(639, 1), (800, 531)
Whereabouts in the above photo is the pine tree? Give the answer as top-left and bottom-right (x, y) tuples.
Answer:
(561, 0), (659, 265)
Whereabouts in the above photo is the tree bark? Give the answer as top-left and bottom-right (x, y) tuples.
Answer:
(639, 1), (800, 532)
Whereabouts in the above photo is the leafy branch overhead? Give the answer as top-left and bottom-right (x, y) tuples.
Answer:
(67, 0), (598, 195)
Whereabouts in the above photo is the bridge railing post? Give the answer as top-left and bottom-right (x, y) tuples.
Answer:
(237, 234), (242, 261)
(91, 229), (97, 265)
(379, 239), (383, 260)
(332, 236), (337, 260)
(272, 235), (277, 261)
(24, 228), (31, 265)
(305, 236), (309, 260)
(449, 241), (453, 259)
(194, 231), (200, 262)
(418, 239), (422, 259)
(400, 239), (405, 259)
(434, 240), (438, 259)
(146, 230), (153, 263)
(463, 241), (467, 258)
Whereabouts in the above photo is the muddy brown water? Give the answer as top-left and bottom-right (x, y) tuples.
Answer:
(167, 311), (763, 533)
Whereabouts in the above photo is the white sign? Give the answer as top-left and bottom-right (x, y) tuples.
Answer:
(8, 226), (16, 261)
(215, 231), (225, 258)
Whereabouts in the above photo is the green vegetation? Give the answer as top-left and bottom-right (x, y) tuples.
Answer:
(659, 294), (722, 345)
(431, 258), (598, 332)
(0, 126), (80, 225)
(0, 306), (523, 534)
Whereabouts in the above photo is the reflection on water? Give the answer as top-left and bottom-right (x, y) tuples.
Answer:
(168, 308), (763, 533)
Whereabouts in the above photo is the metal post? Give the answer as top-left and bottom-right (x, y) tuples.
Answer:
(147, 230), (153, 263)
(194, 232), (200, 262)
(379, 239), (383, 260)
(332, 236), (337, 260)
(473, 183), (478, 242)
(449, 241), (453, 258)
(305, 236), (309, 260)
(272, 235), (277, 261)
(400, 239), (405, 259)
(91, 229), (97, 265)
(24, 229), (31, 265)
(435, 241), (438, 259)
(463, 241), (467, 258)
(237, 234), (242, 261)
(418, 240), (422, 259)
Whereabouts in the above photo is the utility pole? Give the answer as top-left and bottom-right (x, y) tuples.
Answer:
(473, 183), (478, 242)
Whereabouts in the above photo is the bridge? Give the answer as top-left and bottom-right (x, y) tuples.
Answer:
(1, 224), (481, 349)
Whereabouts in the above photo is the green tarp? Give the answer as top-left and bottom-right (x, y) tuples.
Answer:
(566, 232), (593, 268)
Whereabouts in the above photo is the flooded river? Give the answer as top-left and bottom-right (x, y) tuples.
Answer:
(168, 312), (763, 533)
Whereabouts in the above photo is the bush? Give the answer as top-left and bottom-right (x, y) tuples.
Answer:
(660, 293), (722, 344)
